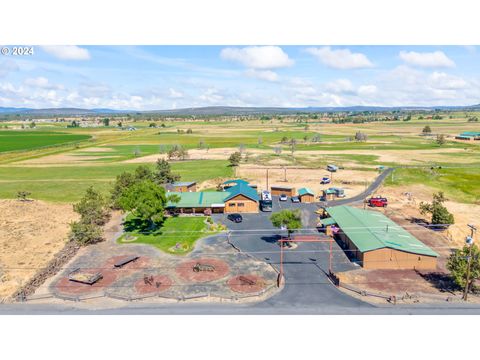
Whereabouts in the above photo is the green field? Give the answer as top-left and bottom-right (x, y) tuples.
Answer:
(385, 167), (480, 204)
(0, 114), (479, 205)
(0, 160), (233, 202)
(118, 215), (219, 254)
(0, 131), (91, 153)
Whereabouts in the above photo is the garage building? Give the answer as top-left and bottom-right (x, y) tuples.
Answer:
(321, 205), (438, 270)
(298, 187), (315, 203)
(165, 181), (197, 192)
(270, 186), (296, 197)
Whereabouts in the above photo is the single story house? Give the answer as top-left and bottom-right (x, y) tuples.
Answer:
(167, 180), (259, 214)
(298, 187), (315, 203)
(320, 205), (438, 270)
(270, 185), (296, 197)
(165, 181), (197, 192)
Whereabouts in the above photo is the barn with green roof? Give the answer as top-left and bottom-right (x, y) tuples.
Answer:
(320, 205), (438, 270)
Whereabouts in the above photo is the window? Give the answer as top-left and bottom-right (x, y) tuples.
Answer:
(229, 203), (235, 207)
(238, 203), (245, 207)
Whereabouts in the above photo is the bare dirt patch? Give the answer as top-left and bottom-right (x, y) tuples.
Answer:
(227, 274), (267, 293)
(175, 258), (230, 283)
(237, 164), (378, 198)
(378, 184), (480, 248)
(134, 274), (173, 295)
(0, 199), (78, 301)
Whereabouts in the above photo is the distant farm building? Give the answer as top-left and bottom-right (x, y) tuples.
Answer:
(270, 185), (296, 197)
(320, 206), (438, 270)
(298, 187), (315, 203)
(167, 179), (259, 214)
(165, 181), (197, 192)
(455, 131), (480, 140)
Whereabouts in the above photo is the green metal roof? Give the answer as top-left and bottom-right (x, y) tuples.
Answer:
(167, 182), (259, 208)
(323, 188), (337, 195)
(321, 217), (337, 226)
(460, 131), (480, 137)
(167, 191), (226, 208)
(224, 182), (259, 202)
(324, 205), (438, 257)
(298, 187), (315, 196)
(223, 179), (249, 185)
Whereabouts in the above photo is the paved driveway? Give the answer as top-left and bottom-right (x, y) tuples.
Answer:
(212, 199), (370, 309)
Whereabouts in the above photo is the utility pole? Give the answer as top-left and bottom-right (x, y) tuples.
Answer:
(266, 168), (269, 190)
(363, 179), (368, 210)
(463, 224), (477, 301)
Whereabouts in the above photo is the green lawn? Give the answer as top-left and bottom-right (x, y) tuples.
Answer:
(118, 215), (220, 254)
(0, 131), (91, 152)
(0, 159), (233, 202)
(385, 167), (480, 204)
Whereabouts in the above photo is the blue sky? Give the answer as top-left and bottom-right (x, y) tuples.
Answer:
(0, 45), (479, 109)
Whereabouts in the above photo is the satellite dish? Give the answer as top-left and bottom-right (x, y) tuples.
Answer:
(466, 236), (474, 245)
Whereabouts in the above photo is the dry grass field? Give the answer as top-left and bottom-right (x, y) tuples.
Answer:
(0, 199), (78, 301)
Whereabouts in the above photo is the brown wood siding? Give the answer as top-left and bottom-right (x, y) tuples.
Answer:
(174, 184), (197, 192)
(270, 187), (296, 196)
(362, 248), (437, 270)
(224, 194), (258, 213)
(299, 194), (315, 203)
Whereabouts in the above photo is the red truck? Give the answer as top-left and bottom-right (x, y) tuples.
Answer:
(367, 196), (388, 207)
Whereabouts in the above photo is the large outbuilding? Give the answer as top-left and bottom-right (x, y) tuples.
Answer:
(455, 131), (480, 140)
(165, 181), (197, 192)
(321, 205), (438, 270)
(166, 180), (259, 214)
(270, 185), (296, 197)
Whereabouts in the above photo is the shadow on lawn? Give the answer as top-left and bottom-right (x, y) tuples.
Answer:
(123, 217), (163, 235)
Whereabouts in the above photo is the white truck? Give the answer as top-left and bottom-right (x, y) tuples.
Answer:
(260, 190), (273, 212)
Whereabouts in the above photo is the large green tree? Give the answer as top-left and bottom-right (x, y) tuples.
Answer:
(73, 186), (109, 226)
(419, 191), (455, 226)
(447, 244), (480, 292)
(270, 209), (303, 240)
(70, 186), (109, 245)
(155, 159), (181, 184)
(118, 180), (168, 227)
(110, 171), (136, 209)
(228, 151), (242, 167)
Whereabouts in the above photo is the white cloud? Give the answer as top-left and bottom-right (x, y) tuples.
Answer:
(357, 85), (377, 96)
(325, 79), (355, 93)
(0, 60), (19, 77)
(24, 76), (63, 90)
(428, 72), (466, 89)
(305, 47), (374, 69)
(40, 45), (91, 60)
(198, 88), (223, 104)
(220, 46), (293, 69)
(168, 88), (183, 98)
(245, 69), (279, 82)
(399, 50), (455, 68)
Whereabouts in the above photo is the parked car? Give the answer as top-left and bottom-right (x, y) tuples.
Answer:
(227, 213), (243, 223)
(327, 164), (338, 172)
(291, 196), (300, 203)
(320, 176), (331, 184)
(368, 196), (388, 207)
(279, 194), (288, 201)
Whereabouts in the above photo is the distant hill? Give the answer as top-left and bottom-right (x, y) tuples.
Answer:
(1, 104), (480, 116)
